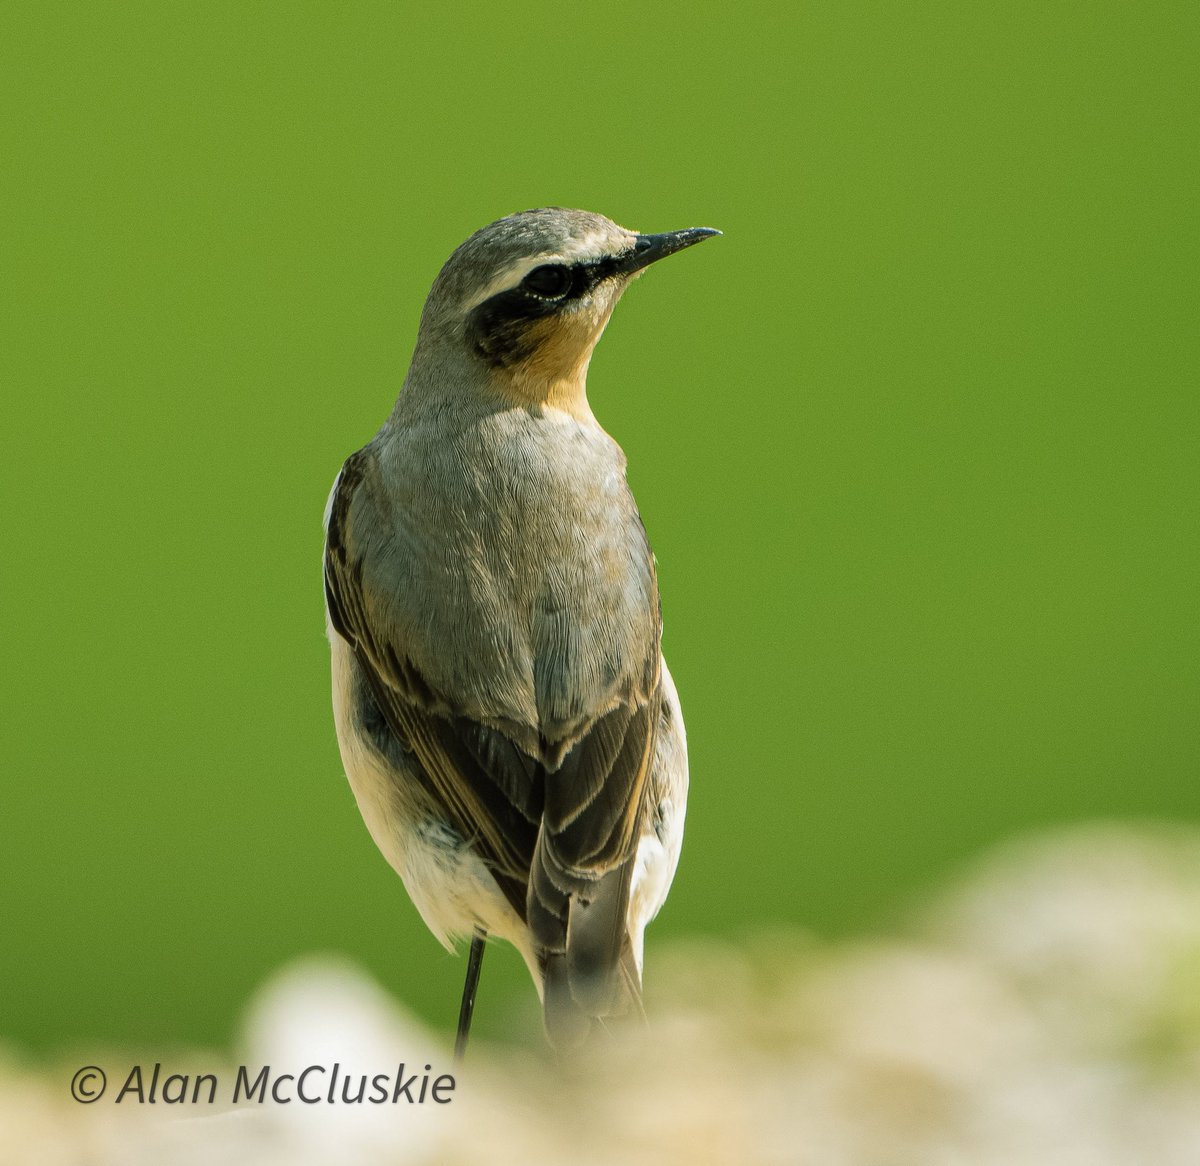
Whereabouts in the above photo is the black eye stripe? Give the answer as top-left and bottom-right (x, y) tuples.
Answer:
(465, 251), (637, 368)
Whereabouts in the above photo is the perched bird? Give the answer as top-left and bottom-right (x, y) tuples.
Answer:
(323, 207), (719, 1052)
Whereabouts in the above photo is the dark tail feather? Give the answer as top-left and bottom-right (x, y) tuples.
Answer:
(542, 941), (643, 1051)
(539, 867), (643, 1049)
(565, 861), (636, 1015)
(530, 825), (642, 1049)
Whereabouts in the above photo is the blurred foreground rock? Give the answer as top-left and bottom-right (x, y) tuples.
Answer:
(4, 822), (1200, 1165)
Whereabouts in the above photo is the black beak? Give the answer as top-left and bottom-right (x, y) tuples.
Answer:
(617, 227), (722, 276)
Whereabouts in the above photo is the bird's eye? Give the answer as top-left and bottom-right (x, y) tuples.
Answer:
(522, 264), (571, 299)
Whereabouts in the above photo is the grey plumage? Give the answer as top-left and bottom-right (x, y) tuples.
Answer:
(324, 208), (717, 1048)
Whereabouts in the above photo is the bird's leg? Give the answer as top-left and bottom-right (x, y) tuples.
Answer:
(454, 927), (487, 1062)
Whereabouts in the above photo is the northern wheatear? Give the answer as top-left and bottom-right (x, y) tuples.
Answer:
(323, 208), (719, 1052)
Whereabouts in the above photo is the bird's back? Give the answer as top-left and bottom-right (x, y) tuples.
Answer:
(353, 402), (661, 755)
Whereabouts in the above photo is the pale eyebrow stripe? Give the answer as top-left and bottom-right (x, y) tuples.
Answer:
(463, 230), (638, 311)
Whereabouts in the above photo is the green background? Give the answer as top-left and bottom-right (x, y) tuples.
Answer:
(2, 2), (1195, 1053)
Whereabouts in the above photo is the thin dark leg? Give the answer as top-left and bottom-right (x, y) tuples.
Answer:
(454, 927), (487, 1062)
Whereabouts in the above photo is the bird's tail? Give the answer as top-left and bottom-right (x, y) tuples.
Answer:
(541, 935), (643, 1051)
(534, 854), (643, 1050)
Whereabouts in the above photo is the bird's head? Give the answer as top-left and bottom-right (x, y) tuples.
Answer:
(412, 208), (720, 418)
